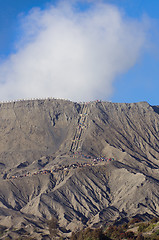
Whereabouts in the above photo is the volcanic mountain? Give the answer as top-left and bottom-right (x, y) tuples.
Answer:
(0, 99), (159, 239)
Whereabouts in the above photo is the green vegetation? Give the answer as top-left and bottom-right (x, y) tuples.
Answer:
(69, 217), (159, 240)
(2, 217), (159, 239)
(70, 227), (109, 240)
(138, 223), (150, 232)
(137, 219), (159, 234)
(48, 216), (59, 238)
(0, 225), (7, 237)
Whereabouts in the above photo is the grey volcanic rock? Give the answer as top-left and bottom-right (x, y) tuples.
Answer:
(0, 99), (81, 168)
(0, 99), (159, 238)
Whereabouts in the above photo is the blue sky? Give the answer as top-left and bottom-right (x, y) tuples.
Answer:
(0, 0), (159, 105)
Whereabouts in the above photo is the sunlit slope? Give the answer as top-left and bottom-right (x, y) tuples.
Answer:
(77, 101), (159, 169)
(0, 100), (159, 167)
(0, 99), (81, 168)
(0, 162), (159, 233)
(0, 99), (159, 237)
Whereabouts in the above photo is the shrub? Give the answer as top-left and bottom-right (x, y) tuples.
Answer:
(70, 227), (110, 240)
(105, 225), (127, 239)
(144, 223), (155, 232)
(48, 216), (59, 238)
(155, 229), (159, 235)
(149, 233), (159, 240)
(122, 223), (128, 230)
(136, 233), (144, 240)
(138, 223), (149, 232)
(105, 225), (118, 237)
(151, 217), (159, 224)
(0, 225), (7, 237)
(129, 218), (141, 225)
(150, 229), (159, 239)
(124, 231), (135, 238)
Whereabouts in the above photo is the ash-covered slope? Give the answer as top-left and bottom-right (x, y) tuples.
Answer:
(0, 99), (81, 168)
(81, 101), (159, 165)
(1, 99), (159, 167)
(0, 99), (159, 239)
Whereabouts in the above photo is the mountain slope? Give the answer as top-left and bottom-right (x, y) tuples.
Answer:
(0, 99), (159, 239)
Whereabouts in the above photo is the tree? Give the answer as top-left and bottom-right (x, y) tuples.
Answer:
(48, 216), (59, 238)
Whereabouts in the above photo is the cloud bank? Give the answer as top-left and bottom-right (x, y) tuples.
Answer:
(0, 1), (149, 102)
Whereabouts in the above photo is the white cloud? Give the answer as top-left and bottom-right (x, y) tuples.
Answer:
(0, 1), (149, 102)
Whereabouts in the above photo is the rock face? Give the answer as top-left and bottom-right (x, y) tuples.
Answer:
(0, 99), (159, 238)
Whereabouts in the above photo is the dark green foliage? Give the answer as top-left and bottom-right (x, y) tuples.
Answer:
(150, 217), (159, 224)
(56, 217), (159, 240)
(122, 223), (128, 229)
(105, 225), (135, 239)
(138, 223), (150, 232)
(124, 231), (135, 238)
(3, 217), (159, 240)
(149, 229), (159, 240)
(48, 216), (59, 238)
(0, 225), (7, 237)
(155, 229), (159, 235)
(70, 227), (110, 240)
(136, 233), (144, 240)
